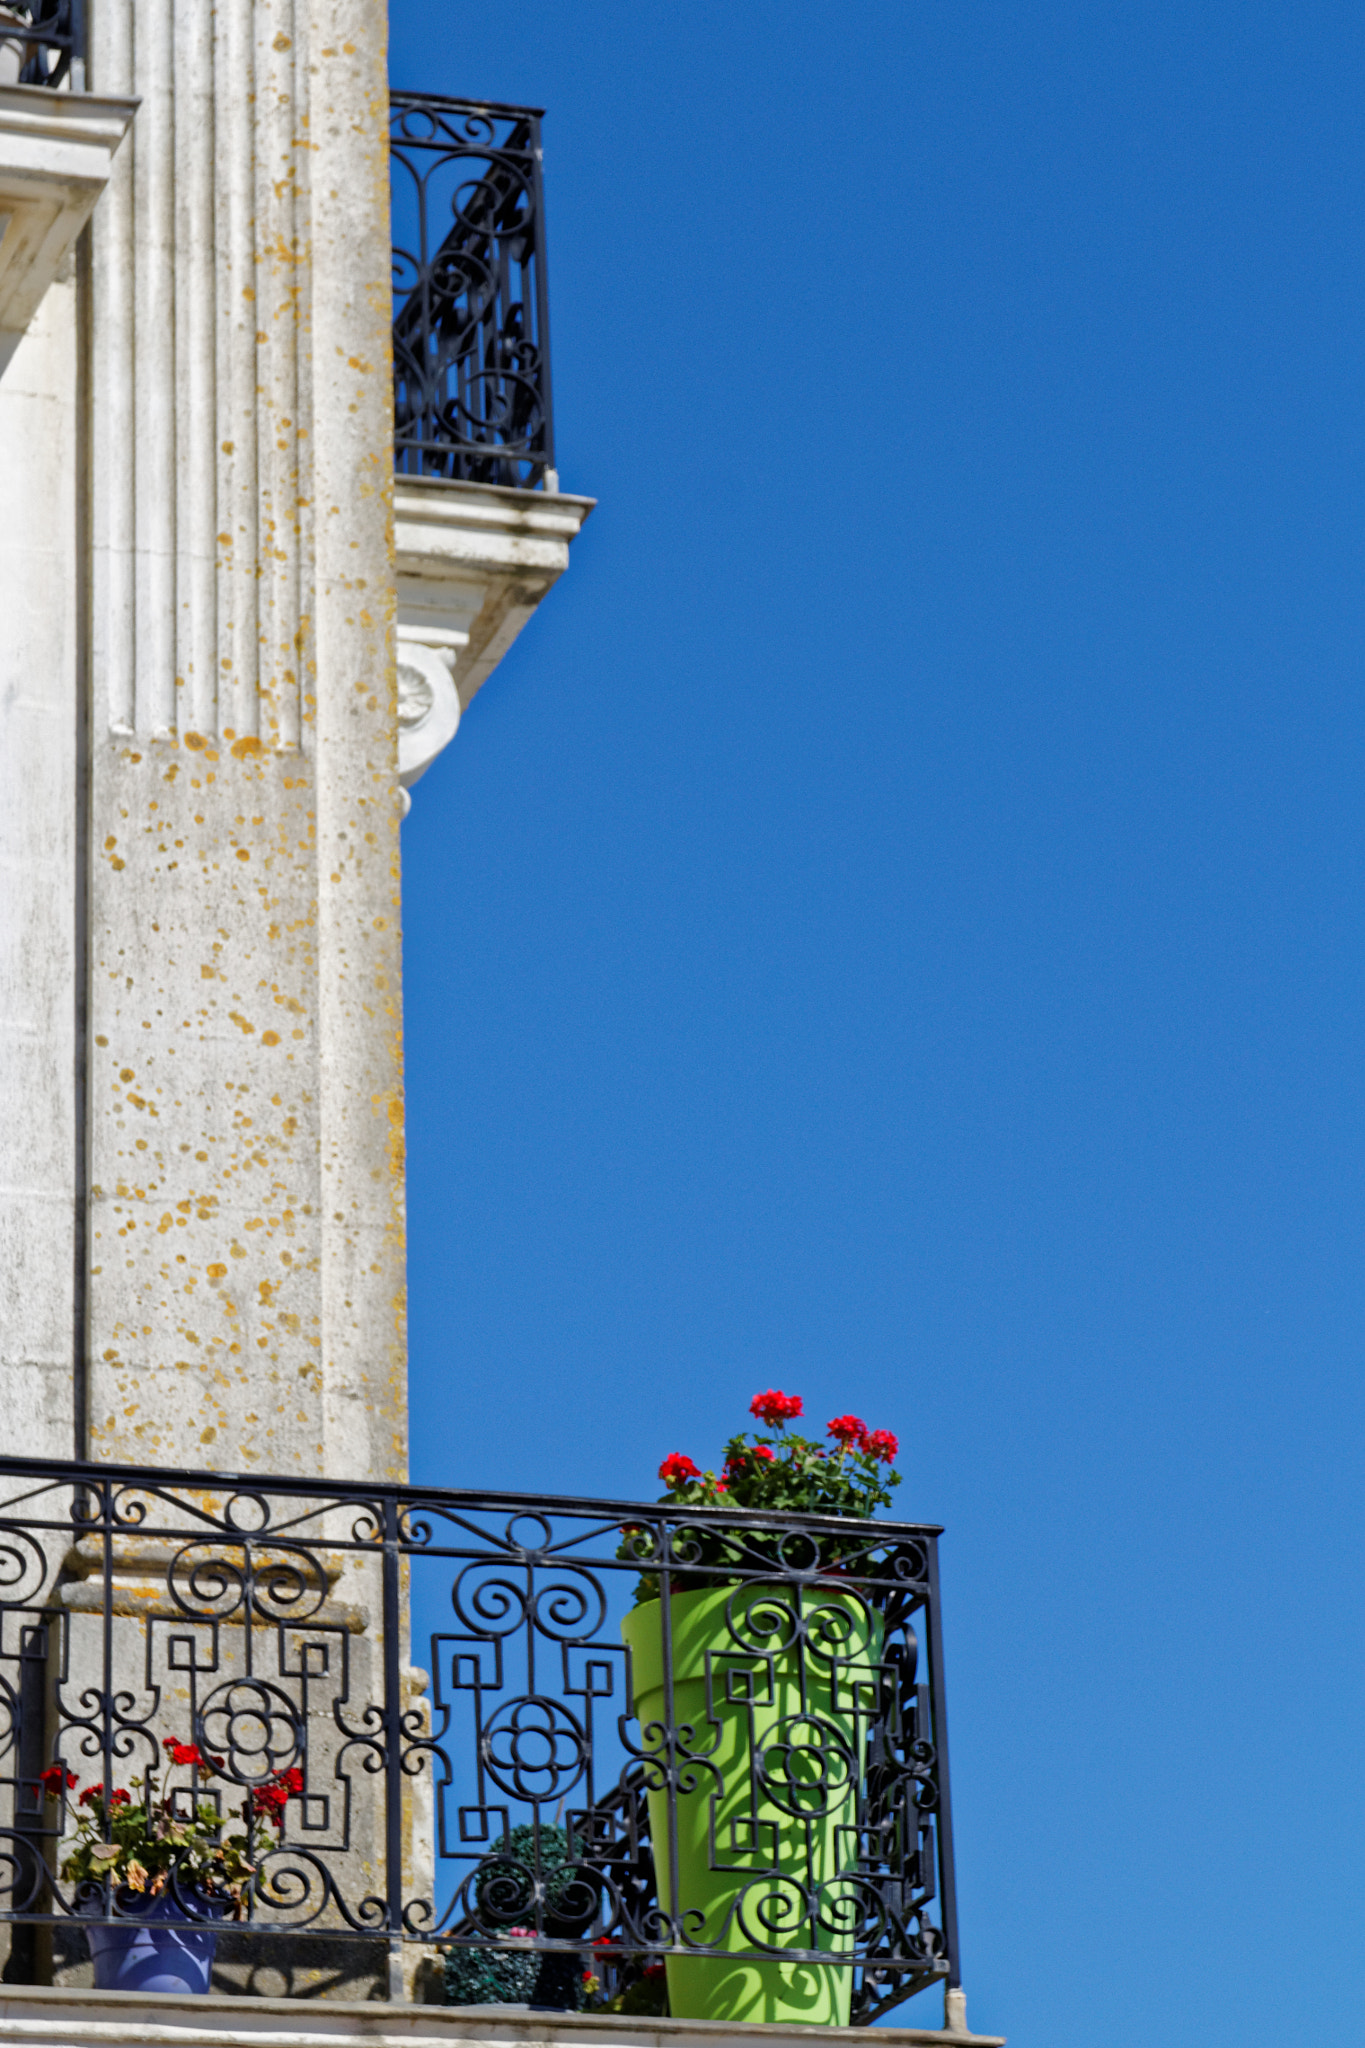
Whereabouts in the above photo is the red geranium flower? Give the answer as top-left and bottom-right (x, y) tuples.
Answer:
(250, 1764), (303, 1829)
(38, 1764), (76, 1798)
(658, 1453), (700, 1488)
(749, 1390), (803, 1427)
(827, 1415), (869, 1449)
(250, 1784), (287, 1826)
(865, 1429), (899, 1464)
(163, 1738), (216, 1771)
(78, 1782), (134, 1809)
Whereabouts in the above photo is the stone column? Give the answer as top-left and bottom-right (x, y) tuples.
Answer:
(0, 83), (135, 1462)
(0, 18), (603, 1992)
(0, 9), (417, 1996)
(0, 270), (81, 1465)
(83, 0), (406, 1482)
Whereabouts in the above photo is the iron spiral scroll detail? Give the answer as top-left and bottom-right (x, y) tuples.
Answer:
(0, 0), (80, 87)
(390, 93), (555, 487)
(0, 1456), (957, 2021)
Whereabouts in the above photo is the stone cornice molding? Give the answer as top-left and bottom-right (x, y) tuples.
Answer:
(0, 84), (136, 371)
(392, 476), (593, 802)
(395, 475), (596, 560)
(391, 478), (593, 803)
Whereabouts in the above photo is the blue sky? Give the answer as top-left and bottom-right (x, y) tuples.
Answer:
(388, 7), (1365, 2044)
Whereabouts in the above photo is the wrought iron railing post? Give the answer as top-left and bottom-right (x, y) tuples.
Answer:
(67, 0), (84, 88)
(381, 1487), (405, 1995)
(528, 125), (555, 482)
(925, 1532), (962, 1991)
(658, 1520), (680, 1951)
(6, 1603), (49, 1981)
(98, 1474), (114, 1922)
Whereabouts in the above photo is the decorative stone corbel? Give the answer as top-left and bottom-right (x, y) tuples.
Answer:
(392, 475), (594, 811)
(0, 83), (136, 374)
(397, 635), (461, 813)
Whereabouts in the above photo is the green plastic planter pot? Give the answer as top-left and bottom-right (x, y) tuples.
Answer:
(622, 1579), (884, 2026)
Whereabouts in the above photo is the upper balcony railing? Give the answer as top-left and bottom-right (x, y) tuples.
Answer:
(0, 1452), (958, 2019)
(0, 0), (83, 88)
(390, 93), (555, 492)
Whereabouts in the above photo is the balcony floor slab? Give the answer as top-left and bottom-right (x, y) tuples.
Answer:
(0, 1986), (1003, 2048)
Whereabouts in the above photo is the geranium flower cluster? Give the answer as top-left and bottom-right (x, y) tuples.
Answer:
(581, 1936), (667, 2015)
(749, 1389), (803, 1427)
(650, 1389), (902, 1523)
(826, 1415), (898, 1462)
(657, 1453), (699, 1488)
(163, 1737), (223, 1772)
(78, 1783), (131, 1810)
(250, 1766), (304, 1830)
(45, 1734), (304, 1912)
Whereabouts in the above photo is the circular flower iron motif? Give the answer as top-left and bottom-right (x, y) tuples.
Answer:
(757, 1712), (857, 1820)
(480, 1695), (587, 1804)
(198, 1679), (302, 1786)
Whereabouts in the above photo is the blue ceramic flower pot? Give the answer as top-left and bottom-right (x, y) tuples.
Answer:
(83, 1892), (225, 1994)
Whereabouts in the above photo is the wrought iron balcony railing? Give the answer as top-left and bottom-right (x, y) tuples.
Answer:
(390, 93), (555, 490)
(0, 0), (82, 88)
(0, 1454), (958, 2020)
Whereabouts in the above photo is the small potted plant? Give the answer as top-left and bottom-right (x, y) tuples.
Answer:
(446, 1823), (599, 2011)
(620, 1392), (901, 2028)
(43, 1741), (303, 1994)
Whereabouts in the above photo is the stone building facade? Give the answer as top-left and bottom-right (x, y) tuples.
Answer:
(0, 2), (590, 2003)
(0, 2), (589, 1483)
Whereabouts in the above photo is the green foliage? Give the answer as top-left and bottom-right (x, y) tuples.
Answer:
(445, 1825), (590, 2010)
(472, 1822), (576, 1920)
(622, 1399), (902, 1604)
(45, 1742), (303, 1911)
(443, 1944), (540, 2007)
(608, 1961), (669, 2014)
(55, 1781), (255, 1907)
(719, 1427), (899, 1518)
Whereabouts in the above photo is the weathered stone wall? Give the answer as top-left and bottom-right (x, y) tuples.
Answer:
(80, 0), (406, 1481)
(0, 270), (81, 1463)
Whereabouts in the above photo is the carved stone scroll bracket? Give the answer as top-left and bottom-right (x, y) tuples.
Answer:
(397, 638), (461, 815)
(393, 475), (594, 814)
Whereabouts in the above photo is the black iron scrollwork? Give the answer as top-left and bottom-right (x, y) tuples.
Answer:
(0, 0), (80, 87)
(0, 1455), (957, 2023)
(390, 93), (555, 488)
